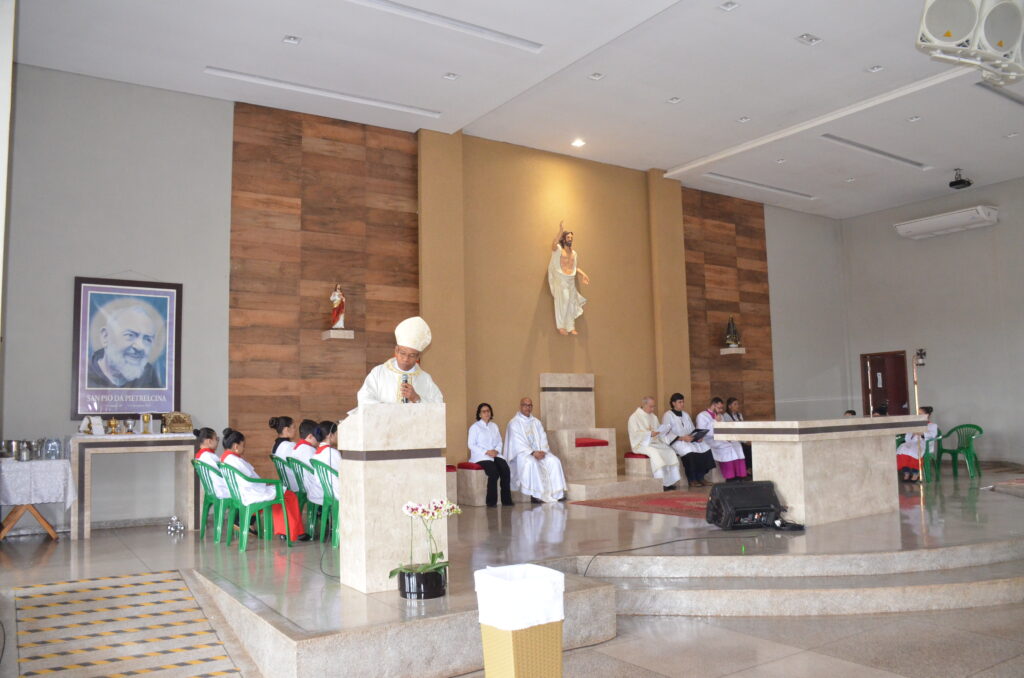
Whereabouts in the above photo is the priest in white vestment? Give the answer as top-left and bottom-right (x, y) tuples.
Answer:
(696, 397), (748, 481)
(547, 222), (590, 335)
(356, 316), (443, 405)
(627, 397), (681, 490)
(504, 397), (567, 503)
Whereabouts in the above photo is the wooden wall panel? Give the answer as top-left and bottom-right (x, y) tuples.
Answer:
(229, 104), (418, 477)
(682, 188), (776, 421)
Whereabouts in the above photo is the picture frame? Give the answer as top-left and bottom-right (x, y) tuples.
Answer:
(71, 277), (183, 419)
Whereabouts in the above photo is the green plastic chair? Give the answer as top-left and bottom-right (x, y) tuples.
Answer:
(271, 454), (307, 515)
(920, 435), (941, 483)
(192, 459), (235, 543)
(311, 458), (340, 547)
(219, 462), (292, 551)
(936, 424), (984, 478)
(287, 457), (323, 536)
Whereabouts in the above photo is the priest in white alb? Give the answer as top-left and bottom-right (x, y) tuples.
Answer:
(504, 397), (567, 503)
(357, 316), (443, 405)
(627, 396), (681, 491)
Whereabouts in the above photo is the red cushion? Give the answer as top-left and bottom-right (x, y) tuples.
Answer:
(446, 465), (456, 473)
(458, 461), (484, 470)
(575, 437), (609, 447)
(624, 452), (649, 459)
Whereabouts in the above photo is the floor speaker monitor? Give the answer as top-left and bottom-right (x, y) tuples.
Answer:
(705, 481), (783, 530)
(917, 0), (1024, 84)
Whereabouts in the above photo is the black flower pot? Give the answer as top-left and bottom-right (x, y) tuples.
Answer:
(398, 569), (447, 599)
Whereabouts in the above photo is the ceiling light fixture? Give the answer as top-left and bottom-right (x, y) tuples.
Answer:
(704, 172), (816, 200)
(571, 138), (586, 148)
(443, 72), (459, 80)
(343, 0), (543, 53)
(845, 177), (856, 183)
(719, 1), (739, 11)
(667, 96), (681, 104)
(202, 66), (442, 118)
(588, 72), (605, 81)
(796, 33), (822, 46)
(282, 35), (302, 45)
(866, 65), (884, 73)
(820, 133), (932, 170)
(1006, 131), (1020, 138)
(737, 116), (751, 123)
(906, 115), (922, 122)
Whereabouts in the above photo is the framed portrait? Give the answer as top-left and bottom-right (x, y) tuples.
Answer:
(71, 277), (183, 419)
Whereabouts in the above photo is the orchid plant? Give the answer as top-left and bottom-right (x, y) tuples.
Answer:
(389, 498), (462, 577)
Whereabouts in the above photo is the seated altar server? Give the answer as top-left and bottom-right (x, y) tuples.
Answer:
(696, 397), (748, 482)
(897, 406), (938, 482)
(627, 396), (681, 491)
(662, 393), (716, 487)
(291, 419), (323, 505)
(315, 420), (342, 469)
(269, 415), (299, 489)
(468, 402), (514, 507)
(504, 397), (567, 503)
(357, 316), (443, 405)
(194, 427), (230, 499)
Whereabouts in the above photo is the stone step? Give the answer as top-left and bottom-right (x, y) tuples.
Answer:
(606, 559), (1024, 616)
(567, 475), (663, 501)
(565, 536), (1024, 578)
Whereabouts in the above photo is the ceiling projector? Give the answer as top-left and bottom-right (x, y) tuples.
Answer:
(949, 168), (973, 190)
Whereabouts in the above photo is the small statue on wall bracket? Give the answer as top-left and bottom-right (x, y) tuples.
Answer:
(548, 220), (590, 336)
(724, 316), (742, 348)
(330, 284), (346, 329)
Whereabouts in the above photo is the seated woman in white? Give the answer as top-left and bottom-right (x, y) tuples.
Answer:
(897, 406), (938, 482)
(291, 419), (323, 505)
(662, 393), (716, 488)
(194, 427), (229, 499)
(269, 415), (299, 490)
(468, 402), (513, 507)
(315, 420), (342, 469)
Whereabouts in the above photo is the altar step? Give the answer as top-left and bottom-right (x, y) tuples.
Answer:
(567, 475), (662, 501)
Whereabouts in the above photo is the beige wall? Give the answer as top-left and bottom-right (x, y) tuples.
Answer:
(423, 135), (692, 458)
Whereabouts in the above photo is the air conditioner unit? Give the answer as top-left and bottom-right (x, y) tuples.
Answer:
(894, 205), (999, 239)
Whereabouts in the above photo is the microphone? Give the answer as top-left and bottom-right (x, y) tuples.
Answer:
(401, 374), (409, 403)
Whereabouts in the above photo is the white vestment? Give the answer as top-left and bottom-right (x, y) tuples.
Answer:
(468, 420), (505, 464)
(661, 410), (712, 456)
(547, 247), (586, 332)
(504, 413), (566, 503)
(627, 408), (681, 488)
(356, 358), (443, 405)
(291, 440), (322, 505)
(696, 410), (745, 463)
(222, 453), (277, 506)
(315, 445), (342, 470)
(196, 449), (230, 499)
(272, 440), (300, 491)
(897, 422), (939, 460)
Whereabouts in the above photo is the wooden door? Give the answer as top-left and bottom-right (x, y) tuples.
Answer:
(860, 351), (909, 416)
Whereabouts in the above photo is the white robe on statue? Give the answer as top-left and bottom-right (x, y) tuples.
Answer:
(356, 358), (444, 405)
(547, 247), (586, 332)
(696, 410), (745, 463)
(661, 410), (712, 456)
(627, 408), (681, 488)
(504, 413), (566, 503)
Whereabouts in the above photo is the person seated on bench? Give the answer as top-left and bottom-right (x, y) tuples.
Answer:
(627, 396), (681, 491)
(468, 402), (513, 507)
(505, 397), (567, 503)
(662, 393), (715, 488)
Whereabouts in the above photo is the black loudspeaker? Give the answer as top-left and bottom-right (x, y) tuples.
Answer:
(705, 481), (782, 530)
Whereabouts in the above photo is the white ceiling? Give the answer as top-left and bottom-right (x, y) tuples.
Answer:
(15, 0), (1024, 218)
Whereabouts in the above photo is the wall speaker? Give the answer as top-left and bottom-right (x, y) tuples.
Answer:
(705, 481), (783, 530)
(916, 0), (1024, 85)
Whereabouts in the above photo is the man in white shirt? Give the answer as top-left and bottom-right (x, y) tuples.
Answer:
(504, 398), (567, 503)
(357, 316), (443, 405)
(627, 396), (681, 490)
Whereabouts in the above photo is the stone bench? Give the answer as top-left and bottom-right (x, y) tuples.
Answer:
(446, 464), (457, 503)
(624, 452), (649, 478)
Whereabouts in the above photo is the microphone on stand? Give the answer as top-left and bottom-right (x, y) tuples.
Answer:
(401, 374), (409, 403)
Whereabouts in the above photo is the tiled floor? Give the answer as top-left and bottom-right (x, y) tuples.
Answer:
(2, 468), (1024, 677)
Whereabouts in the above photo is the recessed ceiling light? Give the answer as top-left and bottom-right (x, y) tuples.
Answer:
(866, 65), (884, 73)
(667, 96), (682, 104)
(775, 158), (786, 164)
(443, 72), (459, 80)
(796, 33), (822, 46)
(588, 72), (604, 81)
(906, 115), (922, 123)
(737, 115), (751, 123)
(844, 177), (856, 183)
(571, 138), (586, 148)
(282, 35), (302, 45)
(719, 1), (739, 11)
(1006, 131), (1020, 138)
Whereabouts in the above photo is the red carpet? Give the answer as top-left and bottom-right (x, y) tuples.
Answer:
(571, 490), (710, 519)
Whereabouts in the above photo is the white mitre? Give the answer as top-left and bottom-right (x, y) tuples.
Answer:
(395, 316), (432, 351)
